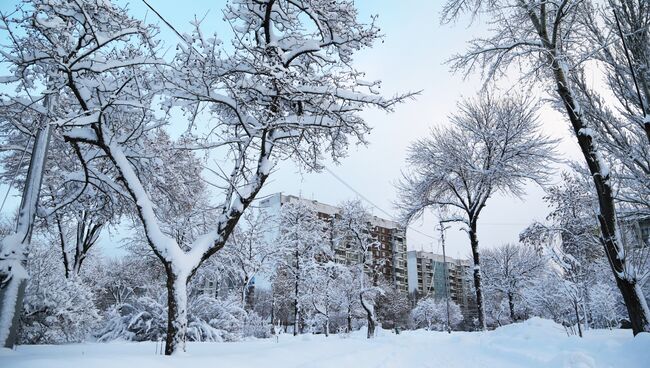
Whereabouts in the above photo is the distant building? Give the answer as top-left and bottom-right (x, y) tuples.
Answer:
(407, 250), (477, 321)
(620, 216), (650, 249)
(197, 277), (233, 298)
(259, 193), (409, 294)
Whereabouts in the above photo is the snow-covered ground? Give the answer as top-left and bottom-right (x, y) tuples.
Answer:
(1, 318), (648, 368)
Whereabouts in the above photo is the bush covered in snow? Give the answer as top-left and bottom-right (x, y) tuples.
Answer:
(21, 278), (100, 344)
(96, 296), (167, 342)
(20, 244), (100, 344)
(96, 285), (270, 342)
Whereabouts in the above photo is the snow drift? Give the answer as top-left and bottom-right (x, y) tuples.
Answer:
(1, 318), (648, 368)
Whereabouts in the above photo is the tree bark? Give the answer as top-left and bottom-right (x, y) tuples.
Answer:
(361, 291), (375, 338)
(293, 279), (299, 336)
(347, 305), (353, 333)
(508, 292), (516, 322)
(243, 276), (255, 311)
(324, 318), (329, 337)
(573, 300), (583, 338)
(270, 296), (276, 335)
(246, 284), (255, 311)
(56, 212), (102, 279)
(551, 59), (650, 335)
(468, 221), (487, 331)
(164, 265), (188, 355)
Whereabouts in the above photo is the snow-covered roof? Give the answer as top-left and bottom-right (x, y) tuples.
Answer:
(262, 192), (402, 231)
(408, 250), (470, 267)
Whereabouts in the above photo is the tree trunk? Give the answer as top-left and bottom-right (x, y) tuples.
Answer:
(270, 296), (276, 335)
(242, 275), (255, 311)
(468, 221), (487, 331)
(366, 312), (376, 338)
(293, 281), (299, 336)
(57, 212), (102, 280)
(55, 214), (71, 279)
(573, 300), (583, 338)
(361, 291), (375, 338)
(551, 60), (650, 335)
(164, 265), (188, 355)
(0, 122), (51, 348)
(293, 250), (300, 336)
(245, 283), (255, 311)
(580, 284), (590, 331)
(347, 305), (353, 333)
(324, 317), (329, 337)
(508, 292), (516, 322)
(71, 214), (101, 278)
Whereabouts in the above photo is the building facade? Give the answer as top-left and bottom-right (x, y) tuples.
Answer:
(259, 193), (409, 293)
(621, 216), (650, 249)
(407, 250), (477, 321)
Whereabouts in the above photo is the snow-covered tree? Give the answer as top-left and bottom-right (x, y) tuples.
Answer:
(482, 243), (546, 322)
(93, 254), (163, 309)
(550, 174), (596, 328)
(587, 279), (625, 329)
(544, 171), (612, 336)
(524, 270), (579, 332)
(519, 171), (628, 333)
(411, 297), (463, 331)
(577, 1), (650, 218)
(47, 210), (103, 279)
(0, 0), (161, 347)
(397, 94), (557, 330)
(270, 264), (295, 334)
(305, 261), (348, 337)
(330, 262), (362, 333)
(20, 241), (100, 344)
(221, 210), (278, 311)
(276, 202), (329, 336)
(570, 2), (650, 308)
(333, 199), (384, 338)
(375, 280), (411, 333)
(443, 0), (650, 334)
(0, 0), (408, 354)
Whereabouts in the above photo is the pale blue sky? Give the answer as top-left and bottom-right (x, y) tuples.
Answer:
(0, 0), (581, 258)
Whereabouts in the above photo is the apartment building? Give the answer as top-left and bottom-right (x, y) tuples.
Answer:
(621, 216), (650, 249)
(407, 250), (477, 321)
(259, 193), (409, 293)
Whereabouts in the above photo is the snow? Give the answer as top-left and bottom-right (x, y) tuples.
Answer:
(259, 156), (273, 176)
(1, 318), (647, 368)
(280, 40), (322, 64)
(578, 128), (595, 137)
(634, 283), (650, 331)
(107, 142), (176, 261)
(594, 151), (610, 179)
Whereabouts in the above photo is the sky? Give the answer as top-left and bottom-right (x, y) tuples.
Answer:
(0, 0), (585, 259)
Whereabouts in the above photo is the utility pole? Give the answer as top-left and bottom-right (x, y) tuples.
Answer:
(0, 96), (52, 348)
(438, 220), (452, 334)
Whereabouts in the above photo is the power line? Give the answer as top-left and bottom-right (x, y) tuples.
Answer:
(323, 165), (530, 241)
(323, 165), (392, 218)
(323, 165), (437, 240)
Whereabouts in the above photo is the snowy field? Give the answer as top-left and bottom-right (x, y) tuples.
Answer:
(1, 318), (648, 368)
